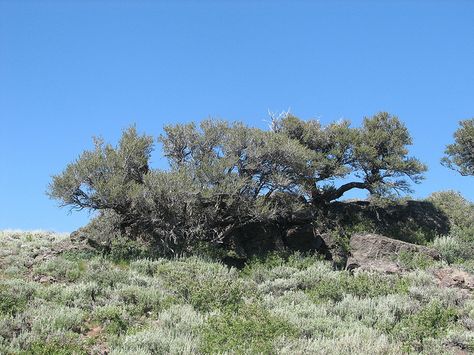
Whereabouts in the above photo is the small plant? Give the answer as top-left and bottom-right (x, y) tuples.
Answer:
(200, 302), (297, 354)
(155, 258), (250, 312)
(27, 341), (87, 355)
(393, 300), (458, 352)
(0, 280), (36, 316)
(33, 257), (85, 282)
(307, 272), (410, 303)
(396, 250), (434, 270)
(432, 235), (466, 264)
(93, 305), (130, 335)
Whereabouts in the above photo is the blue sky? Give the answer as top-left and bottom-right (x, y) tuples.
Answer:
(1, 0), (473, 232)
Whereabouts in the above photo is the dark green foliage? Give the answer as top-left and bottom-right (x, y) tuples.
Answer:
(442, 118), (474, 176)
(200, 303), (297, 354)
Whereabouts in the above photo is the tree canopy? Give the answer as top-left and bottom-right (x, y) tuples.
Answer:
(48, 112), (426, 255)
(442, 118), (474, 176)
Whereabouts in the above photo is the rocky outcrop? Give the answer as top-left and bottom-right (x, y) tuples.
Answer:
(328, 200), (450, 244)
(230, 222), (324, 258)
(284, 224), (323, 252)
(346, 233), (440, 273)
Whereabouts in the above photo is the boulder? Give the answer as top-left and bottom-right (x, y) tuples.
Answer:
(346, 233), (440, 273)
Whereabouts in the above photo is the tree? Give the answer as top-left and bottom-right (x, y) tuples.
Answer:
(48, 112), (426, 255)
(275, 112), (426, 202)
(442, 119), (474, 176)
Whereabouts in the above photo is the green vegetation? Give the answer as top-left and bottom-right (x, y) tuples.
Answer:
(429, 191), (474, 266)
(2, 114), (473, 353)
(1, 230), (474, 354)
(442, 118), (474, 176)
(48, 113), (427, 258)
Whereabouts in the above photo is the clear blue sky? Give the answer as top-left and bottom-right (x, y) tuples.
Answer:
(1, 0), (473, 232)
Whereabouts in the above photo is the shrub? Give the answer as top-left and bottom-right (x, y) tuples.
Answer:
(0, 280), (37, 316)
(129, 259), (165, 276)
(115, 284), (172, 316)
(330, 294), (416, 333)
(428, 191), (474, 231)
(93, 305), (131, 335)
(29, 304), (85, 335)
(82, 258), (129, 288)
(110, 305), (205, 355)
(275, 328), (401, 355)
(37, 281), (104, 310)
(307, 272), (410, 303)
(154, 257), (251, 312)
(33, 256), (85, 282)
(432, 236), (466, 264)
(200, 302), (297, 354)
(393, 300), (458, 352)
(396, 250), (435, 270)
(26, 338), (88, 355)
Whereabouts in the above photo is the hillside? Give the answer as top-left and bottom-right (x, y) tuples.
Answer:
(1, 229), (474, 354)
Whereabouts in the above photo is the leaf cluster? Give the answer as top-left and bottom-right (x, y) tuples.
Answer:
(442, 118), (474, 176)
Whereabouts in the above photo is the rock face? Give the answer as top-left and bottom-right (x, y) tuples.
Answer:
(283, 224), (323, 252)
(225, 221), (326, 258)
(346, 233), (440, 273)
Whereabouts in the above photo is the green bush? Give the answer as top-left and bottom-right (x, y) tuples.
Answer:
(200, 303), (297, 354)
(155, 258), (251, 312)
(428, 191), (474, 265)
(83, 258), (129, 287)
(26, 338), (88, 355)
(33, 257), (86, 282)
(0, 280), (36, 316)
(93, 305), (131, 335)
(432, 236), (467, 264)
(116, 284), (173, 316)
(428, 191), (474, 231)
(29, 304), (85, 335)
(307, 272), (410, 303)
(110, 304), (205, 355)
(396, 250), (435, 270)
(393, 300), (458, 352)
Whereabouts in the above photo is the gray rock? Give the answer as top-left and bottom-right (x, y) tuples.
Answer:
(346, 233), (440, 273)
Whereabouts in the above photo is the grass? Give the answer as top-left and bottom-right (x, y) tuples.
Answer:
(1, 230), (474, 354)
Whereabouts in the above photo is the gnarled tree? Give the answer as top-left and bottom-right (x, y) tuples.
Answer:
(49, 112), (426, 256)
